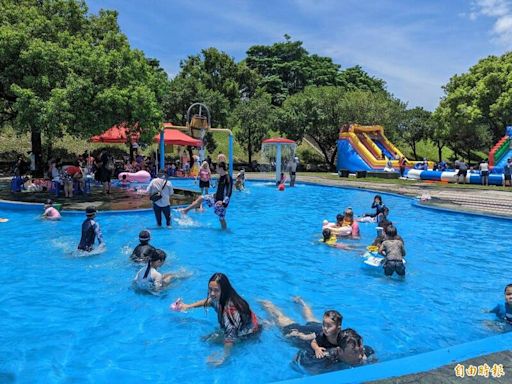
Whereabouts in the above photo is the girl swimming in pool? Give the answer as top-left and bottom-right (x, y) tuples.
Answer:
(133, 249), (176, 290)
(172, 272), (259, 366)
(321, 228), (354, 250)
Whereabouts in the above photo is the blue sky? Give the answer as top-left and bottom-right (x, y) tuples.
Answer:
(87, 0), (512, 111)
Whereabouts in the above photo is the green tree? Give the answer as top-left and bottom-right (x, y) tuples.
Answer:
(229, 91), (275, 164)
(396, 107), (433, 160)
(440, 52), (512, 142)
(0, 0), (167, 173)
(279, 87), (404, 168)
(435, 103), (492, 163)
(431, 110), (452, 162)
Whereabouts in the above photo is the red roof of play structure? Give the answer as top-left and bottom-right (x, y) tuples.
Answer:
(153, 127), (202, 147)
(262, 137), (296, 144)
(90, 125), (140, 143)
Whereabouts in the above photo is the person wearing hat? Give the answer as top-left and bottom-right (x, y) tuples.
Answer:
(130, 230), (156, 263)
(146, 170), (174, 227)
(42, 199), (61, 220)
(77, 206), (104, 252)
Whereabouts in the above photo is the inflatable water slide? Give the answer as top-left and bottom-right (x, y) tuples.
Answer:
(337, 124), (407, 172)
(490, 126), (512, 172)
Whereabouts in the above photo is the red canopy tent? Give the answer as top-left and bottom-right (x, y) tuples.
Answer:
(153, 128), (202, 147)
(90, 125), (140, 143)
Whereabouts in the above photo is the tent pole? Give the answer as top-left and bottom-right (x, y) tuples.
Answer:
(159, 130), (165, 172)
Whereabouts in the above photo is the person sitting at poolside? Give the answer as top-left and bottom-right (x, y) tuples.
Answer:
(131, 230), (156, 263)
(378, 225), (406, 276)
(42, 199), (61, 220)
(172, 272), (259, 366)
(77, 206), (104, 252)
(179, 162), (233, 230)
(133, 249), (177, 291)
(488, 284), (512, 324)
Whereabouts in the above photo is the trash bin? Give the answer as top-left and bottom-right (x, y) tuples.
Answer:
(356, 171), (367, 178)
(338, 169), (349, 178)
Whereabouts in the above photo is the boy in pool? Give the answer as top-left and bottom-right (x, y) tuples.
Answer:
(378, 225), (406, 276)
(489, 284), (512, 324)
(235, 169), (245, 191)
(77, 206), (104, 252)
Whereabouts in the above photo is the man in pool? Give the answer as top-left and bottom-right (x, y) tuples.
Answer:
(179, 162), (233, 229)
(77, 206), (104, 252)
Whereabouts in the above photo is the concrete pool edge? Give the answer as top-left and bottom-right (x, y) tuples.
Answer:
(280, 332), (512, 384)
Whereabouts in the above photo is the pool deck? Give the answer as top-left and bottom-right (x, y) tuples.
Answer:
(364, 350), (511, 384)
(248, 173), (512, 219)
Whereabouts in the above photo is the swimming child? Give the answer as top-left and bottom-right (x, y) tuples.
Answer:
(378, 225), (406, 276)
(276, 172), (286, 187)
(42, 199), (61, 220)
(235, 169), (245, 191)
(489, 284), (512, 324)
(322, 228), (354, 250)
(310, 310), (344, 359)
(133, 249), (176, 290)
(172, 272), (259, 366)
(77, 206), (104, 252)
(130, 230), (156, 263)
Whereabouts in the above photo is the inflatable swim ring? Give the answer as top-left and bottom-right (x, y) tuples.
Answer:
(322, 221), (352, 236)
(117, 170), (151, 183)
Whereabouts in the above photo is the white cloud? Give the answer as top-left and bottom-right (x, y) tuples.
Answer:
(472, 0), (512, 46)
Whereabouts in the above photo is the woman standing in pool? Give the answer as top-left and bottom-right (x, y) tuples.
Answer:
(172, 272), (259, 365)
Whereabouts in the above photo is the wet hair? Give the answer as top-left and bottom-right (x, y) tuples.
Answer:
(206, 272), (251, 327)
(323, 310), (343, 327)
(385, 225), (397, 239)
(339, 328), (363, 351)
(336, 214), (344, 223)
(505, 284), (512, 293)
(380, 219), (392, 231)
(322, 228), (332, 242)
(143, 249), (167, 279)
(374, 195), (382, 204)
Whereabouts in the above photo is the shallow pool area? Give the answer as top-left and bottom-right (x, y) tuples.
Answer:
(1, 180), (511, 383)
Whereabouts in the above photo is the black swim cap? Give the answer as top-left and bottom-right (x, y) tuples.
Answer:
(139, 230), (151, 241)
(85, 206), (97, 216)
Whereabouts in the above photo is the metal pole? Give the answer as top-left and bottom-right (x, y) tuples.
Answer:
(159, 130), (165, 172)
(276, 144), (282, 182)
(228, 133), (234, 178)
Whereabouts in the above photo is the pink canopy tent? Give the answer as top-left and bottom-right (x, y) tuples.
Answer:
(90, 124), (140, 143)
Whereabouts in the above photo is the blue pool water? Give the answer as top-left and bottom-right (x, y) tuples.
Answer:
(0, 180), (510, 383)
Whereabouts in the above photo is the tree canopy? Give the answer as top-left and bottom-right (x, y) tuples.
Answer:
(0, 0), (168, 171)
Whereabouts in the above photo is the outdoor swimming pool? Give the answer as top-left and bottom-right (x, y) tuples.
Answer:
(1, 180), (510, 383)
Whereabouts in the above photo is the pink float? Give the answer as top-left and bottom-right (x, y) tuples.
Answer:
(118, 170), (151, 183)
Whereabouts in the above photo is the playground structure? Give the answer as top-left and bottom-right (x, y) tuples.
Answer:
(261, 138), (297, 183)
(489, 126), (512, 171)
(157, 103), (234, 177)
(337, 124), (408, 172)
